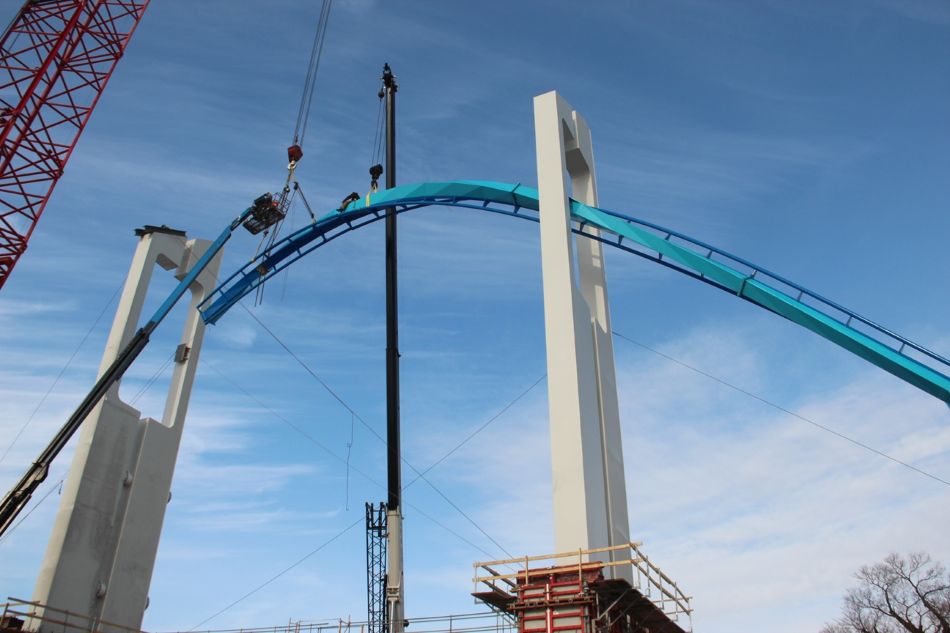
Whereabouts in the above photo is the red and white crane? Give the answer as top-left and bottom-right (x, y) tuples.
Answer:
(0, 0), (149, 290)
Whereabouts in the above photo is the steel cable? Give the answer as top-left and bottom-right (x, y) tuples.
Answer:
(292, 0), (333, 146)
(611, 329), (950, 488)
(236, 303), (518, 558)
(203, 360), (509, 559)
(0, 282), (122, 466)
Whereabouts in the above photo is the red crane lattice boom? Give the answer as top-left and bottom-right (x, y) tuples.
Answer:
(0, 0), (149, 290)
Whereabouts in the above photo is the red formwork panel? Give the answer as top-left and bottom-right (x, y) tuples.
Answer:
(515, 565), (601, 633)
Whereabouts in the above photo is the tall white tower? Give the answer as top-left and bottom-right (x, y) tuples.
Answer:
(30, 227), (220, 632)
(534, 91), (631, 579)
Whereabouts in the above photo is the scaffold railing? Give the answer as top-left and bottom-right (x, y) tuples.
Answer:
(176, 611), (516, 633)
(0, 601), (518, 633)
(472, 542), (692, 626)
(1, 598), (147, 633)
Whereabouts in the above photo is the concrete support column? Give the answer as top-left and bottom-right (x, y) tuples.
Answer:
(534, 91), (630, 579)
(31, 227), (221, 632)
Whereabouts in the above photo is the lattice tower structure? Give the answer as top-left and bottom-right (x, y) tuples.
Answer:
(0, 0), (149, 290)
(366, 502), (389, 633)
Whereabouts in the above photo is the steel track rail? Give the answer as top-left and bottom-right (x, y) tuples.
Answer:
(199, 181), (950, 404)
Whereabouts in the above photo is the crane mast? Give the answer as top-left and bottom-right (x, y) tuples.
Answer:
(0, 0), (149, 290)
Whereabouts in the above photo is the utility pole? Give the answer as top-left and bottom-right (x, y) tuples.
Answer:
(382, 62), (405, 633)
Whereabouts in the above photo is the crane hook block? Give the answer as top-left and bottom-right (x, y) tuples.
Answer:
(288, 144), (303, 163)
(242, 193), (286, 235)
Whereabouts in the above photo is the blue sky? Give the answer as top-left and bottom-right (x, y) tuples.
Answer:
(1, 1), (948, 632)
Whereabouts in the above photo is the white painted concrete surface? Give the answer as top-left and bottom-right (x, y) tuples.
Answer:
(534, 91), (631, 580)
(30, 229), (221, 632)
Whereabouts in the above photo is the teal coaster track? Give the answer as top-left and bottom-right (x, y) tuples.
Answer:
(199, 180), (950, 405)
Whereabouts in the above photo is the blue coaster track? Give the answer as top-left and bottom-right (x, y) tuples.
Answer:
(199, 180), (950, 405)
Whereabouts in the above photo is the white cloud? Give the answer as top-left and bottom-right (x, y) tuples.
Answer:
(610, 323), (950, 631)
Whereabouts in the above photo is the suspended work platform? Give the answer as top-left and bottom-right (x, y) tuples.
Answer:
(473, 544), (691, 633)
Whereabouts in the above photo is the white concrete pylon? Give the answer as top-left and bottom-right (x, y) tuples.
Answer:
(30, 227), (221, 632)
(534, 91), (631, 580)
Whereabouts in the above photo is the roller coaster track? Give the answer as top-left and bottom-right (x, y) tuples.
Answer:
(199, 180), (950, 404)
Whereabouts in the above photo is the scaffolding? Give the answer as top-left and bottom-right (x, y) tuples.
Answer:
(472, 543), (691, 633)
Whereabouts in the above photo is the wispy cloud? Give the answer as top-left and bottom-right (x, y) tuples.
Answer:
(397, 318), (949, 632)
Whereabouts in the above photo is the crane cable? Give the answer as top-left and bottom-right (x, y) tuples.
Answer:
(368, 84), (385, 191)
(279, 0), (333, 197)
(251, 1), (333, 297)
(293, 0), (333, 149)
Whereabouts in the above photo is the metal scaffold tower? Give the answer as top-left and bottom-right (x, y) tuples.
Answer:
(366, 503), (389, 633)
(0, 0), (149, 290)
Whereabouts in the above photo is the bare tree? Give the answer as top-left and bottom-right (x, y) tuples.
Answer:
(822, 552), (950, 633)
